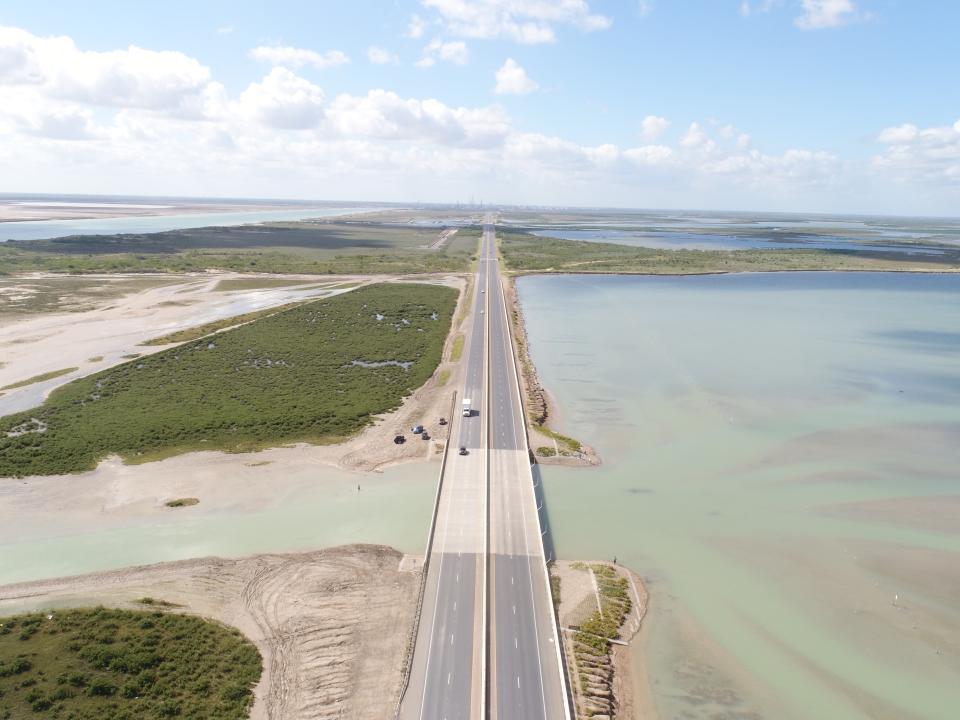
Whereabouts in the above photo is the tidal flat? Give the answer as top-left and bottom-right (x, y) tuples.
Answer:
(519, 272), (960, 720)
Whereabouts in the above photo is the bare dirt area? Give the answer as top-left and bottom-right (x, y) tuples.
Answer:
(0, 544), (419, 720)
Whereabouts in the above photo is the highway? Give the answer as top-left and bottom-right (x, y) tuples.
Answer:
(400, 219), (569, 719)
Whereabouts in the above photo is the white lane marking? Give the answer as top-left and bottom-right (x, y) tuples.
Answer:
(450, 633), (455, 645)
(447, 672), (451, 686)
(515, 637), (518, 649)
(517, 676), (521, 689)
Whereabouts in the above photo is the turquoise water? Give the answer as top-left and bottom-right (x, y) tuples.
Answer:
(0, 463), (435, 586)
(519, 272), (960, 720)
(0, 206), (373, 241)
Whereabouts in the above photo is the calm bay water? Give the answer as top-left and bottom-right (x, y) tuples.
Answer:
(0, 463), (435, 586)
(530, 228), (950, 254)
(0, 206), (373, 242)
(519, 272), (960, 720)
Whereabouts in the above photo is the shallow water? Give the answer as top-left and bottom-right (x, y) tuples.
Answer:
(0, 463), (435, 585)
(0, 206), (373, 242)
(519, 272), (960, 720)
(530, 228), (949, 254)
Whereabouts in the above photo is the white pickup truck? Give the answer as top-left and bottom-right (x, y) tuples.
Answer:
(462, 398), (472, 417)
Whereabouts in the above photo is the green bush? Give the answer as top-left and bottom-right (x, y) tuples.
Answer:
(0, 608), (261, 719)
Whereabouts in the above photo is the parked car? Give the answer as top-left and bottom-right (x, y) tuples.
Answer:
(394, 435), (405, 444)
(421, 431), (430, 440)
(459, 446), (468, 456)
(438, 417), (448, 426)
(412, 424), (424, 434)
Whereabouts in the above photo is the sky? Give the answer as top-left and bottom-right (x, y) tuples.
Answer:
(0, 0), (958, 215)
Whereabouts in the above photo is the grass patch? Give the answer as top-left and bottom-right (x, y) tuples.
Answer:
(573, 564), (632, 658)
(0, 223), (479, 276)
(538, 426), (581, 453)
(164, 498), (199, 508)
(499, 231), (960, 274)
(0, 367), (78, 391)
(86, 356), (104, 363)
(536, 446), (557, 457)
(437, 369), (451, 386)
(140, 300), (310, 346)
(135, 598), (181, 608)
(450, 334), (465, 362)
(0, 283), (457, 477)
(0, 607), (260, 720)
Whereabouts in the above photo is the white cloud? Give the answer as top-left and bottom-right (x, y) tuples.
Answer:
(416, 39), (468, 67)
(873, 119), (960, 184)
(249, 45), (350, 70)
(637, 2), (654, 17)
(216, 25), (235, 35)
(640, 115), (669, 141)
(739, 0), (781, 17)
(237, 67), (325, 129)
(420, 0), (611, 44)
(494, 58), (538, 95)
(877, 123), (918, 144)
(795, 0), (857, 29)
(406, 14), (428, 39)
(680, 121), (709, 148)
(624, 144), (673, 165)
(368, 46), (399, 65)
(0, 25), (214, 112)
(326, 89), (509, 147)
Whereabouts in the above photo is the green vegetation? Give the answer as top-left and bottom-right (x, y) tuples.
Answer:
(536, 446), (557, 457)
(538, 427), (581, 453)
(0, 607), (260, 720)
(1, 368), (77, 391)
(140, 300), (309, 346)
(449, 334), (465, 362)
(499, 231), (960, 275)
(436, 369), (450, 386)
(164, 498), (199, 508)
(0, 223), (480, 276)
(135, 598), (181, 608)
(0, 283), (457, 477)
(549, 573), (561, 612)
(87, 356), (104, 363)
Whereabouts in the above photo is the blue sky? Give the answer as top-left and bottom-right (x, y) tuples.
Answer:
(1, 1), (958, 214)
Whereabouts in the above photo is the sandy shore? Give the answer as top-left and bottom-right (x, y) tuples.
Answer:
(0, 544), (418, 720)
(0, 201), (314, 223)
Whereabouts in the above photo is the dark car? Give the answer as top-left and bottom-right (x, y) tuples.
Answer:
(394, 435), (405, 444)
(438, 417), (448, 426)
(459, 446), (468, 456)
(421, 431), (430, 440)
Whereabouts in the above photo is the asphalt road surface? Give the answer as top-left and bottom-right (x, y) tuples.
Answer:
(400, 220), (569, 720)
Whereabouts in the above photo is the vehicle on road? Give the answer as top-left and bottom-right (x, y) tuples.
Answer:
(459, 446), (468, 455)
(462, 399), (472, 417)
